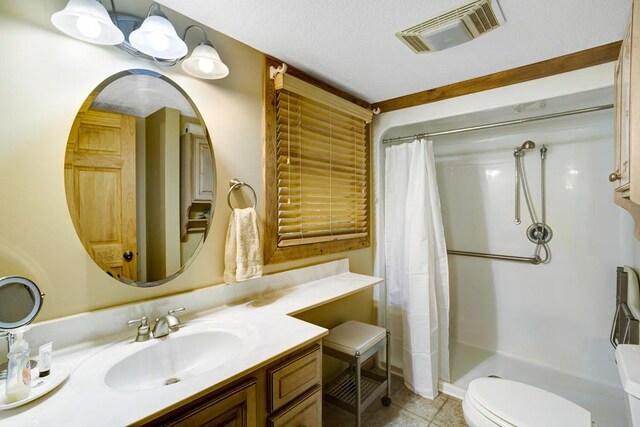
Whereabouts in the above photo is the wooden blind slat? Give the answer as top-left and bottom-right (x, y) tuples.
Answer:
(276, 107), (366, 135)
(276, 126), (366, 151)
(277, 143), (366, 164)
(277, 153), (366, 173)
(277, 186), (366, 196)
(278, 233), (368, 247)
(278, 174), (366, 187)
(276, 134), (366, 157)
(278, 209), (367, 217)
(279, 223), (367, 231)
(279, 221), (367, 228)
(277, 157), (366, 178)
(277, 141), (366, 162)
(276, 99), (366, 132)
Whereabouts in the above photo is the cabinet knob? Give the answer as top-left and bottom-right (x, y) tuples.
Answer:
(123, 251), (134, 262)
(609, 172), (621, 182)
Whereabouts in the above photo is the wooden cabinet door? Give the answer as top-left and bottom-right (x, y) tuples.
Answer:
(269, 387), (322, 427)
(613, 0), (640, 238)
(630, 0), (640, 203)
(193, 135), (214, 202)
(620, 19), (633, 191)
(164, 379), (257, 427)
(180, 133), (213, 239)
(64, 109), (137, 281)
(268, 346), (322, 412)
(615, 56), (624, 190)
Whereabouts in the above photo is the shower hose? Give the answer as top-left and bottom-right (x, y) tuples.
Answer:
(515, 146), (551, 264)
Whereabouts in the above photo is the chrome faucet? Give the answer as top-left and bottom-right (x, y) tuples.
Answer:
(126, 316), (152, 342)
(152, 307), (186, 338)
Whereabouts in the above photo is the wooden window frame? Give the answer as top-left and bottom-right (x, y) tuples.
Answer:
(263, 56), (372, 264)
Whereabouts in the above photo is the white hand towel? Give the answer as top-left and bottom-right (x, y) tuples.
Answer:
(224, 207), (263, 283)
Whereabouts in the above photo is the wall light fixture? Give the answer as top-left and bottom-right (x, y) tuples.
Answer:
(51, 1), (229, 80)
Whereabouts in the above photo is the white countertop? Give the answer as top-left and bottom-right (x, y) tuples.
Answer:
(0, 262), (382, 426)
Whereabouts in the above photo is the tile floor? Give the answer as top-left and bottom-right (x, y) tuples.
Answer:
(323, 375), (468, 426)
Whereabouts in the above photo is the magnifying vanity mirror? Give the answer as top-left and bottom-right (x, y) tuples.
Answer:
(64, 70), (216, 287)
(0, 276), (44, 330)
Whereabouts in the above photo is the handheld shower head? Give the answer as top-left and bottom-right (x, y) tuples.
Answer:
(514, 140), (536, 157)
(521, 140), (536, 150)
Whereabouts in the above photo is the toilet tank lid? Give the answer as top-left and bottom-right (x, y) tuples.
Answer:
(616, 344), (640, 398)
(467, 378), (591, 427)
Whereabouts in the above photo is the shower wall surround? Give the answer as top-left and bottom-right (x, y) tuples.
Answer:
(373, 63), (640, 389)
(435, 107), (624, 387)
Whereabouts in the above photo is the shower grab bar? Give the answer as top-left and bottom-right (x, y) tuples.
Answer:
(447, 250), (540, 264)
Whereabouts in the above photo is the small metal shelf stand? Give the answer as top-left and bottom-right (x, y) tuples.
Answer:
(323, 322), (391, 427)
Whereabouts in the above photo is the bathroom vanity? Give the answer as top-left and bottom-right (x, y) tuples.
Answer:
(0, 260), (380, 426)
(139, 342), (322, 426)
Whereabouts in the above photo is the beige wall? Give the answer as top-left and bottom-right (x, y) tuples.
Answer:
(135, 117), (147, 281)
(0, 0), (374, 321)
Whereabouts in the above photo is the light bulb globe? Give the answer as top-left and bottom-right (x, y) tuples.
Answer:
(129, 14), (187, 60)
(51, 0), (123, 45)
(76, 15), (102, 39)
(198, 59), (215, 73)
(148, 32), (169, 52)
(182, 44), (229, 79)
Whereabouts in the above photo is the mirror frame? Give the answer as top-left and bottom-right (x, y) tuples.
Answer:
(0, 276), (44, 330)
(68, 69), (217, 288)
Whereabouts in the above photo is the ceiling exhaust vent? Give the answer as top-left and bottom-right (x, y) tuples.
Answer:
(396, 0), (506, 53)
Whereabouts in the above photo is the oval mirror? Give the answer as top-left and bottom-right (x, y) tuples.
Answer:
(64, 70), (216, 287)
(0, 277), (44, 330)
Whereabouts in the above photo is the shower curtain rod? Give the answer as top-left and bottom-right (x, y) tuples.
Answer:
(381, 104), (613, 145)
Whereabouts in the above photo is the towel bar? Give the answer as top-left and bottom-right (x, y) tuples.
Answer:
(227, 178), (257, 210)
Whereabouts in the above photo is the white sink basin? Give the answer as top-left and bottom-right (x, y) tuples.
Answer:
(72, 320), (258, 392)
(105, 330), (243, 391)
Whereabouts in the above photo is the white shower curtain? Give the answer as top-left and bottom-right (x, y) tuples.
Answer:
(384, 138), (450, 399)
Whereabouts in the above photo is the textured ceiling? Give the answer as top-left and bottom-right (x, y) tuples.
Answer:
(158, 0), (631, 103)
(92, 74), (197, 118)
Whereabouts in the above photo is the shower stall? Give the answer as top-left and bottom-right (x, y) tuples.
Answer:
(374, 77), (638, 427)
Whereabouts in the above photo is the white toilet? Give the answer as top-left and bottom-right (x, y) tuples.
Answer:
(462, 377), (591, 426)
(615, 344), (640, 426)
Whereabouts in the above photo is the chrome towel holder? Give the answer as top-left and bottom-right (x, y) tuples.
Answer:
(227, 178), (257, 210)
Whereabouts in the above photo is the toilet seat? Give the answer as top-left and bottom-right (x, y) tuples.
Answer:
(464, 387), (514, 426)
(463, 378), (591, 427)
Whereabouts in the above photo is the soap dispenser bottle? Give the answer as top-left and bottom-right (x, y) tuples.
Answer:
(5, 332), (31, 402)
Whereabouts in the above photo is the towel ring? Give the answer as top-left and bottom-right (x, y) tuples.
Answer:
(227, 178), (257, 210)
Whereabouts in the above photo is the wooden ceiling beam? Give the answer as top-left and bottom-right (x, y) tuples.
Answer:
(372, 41), (622, 113)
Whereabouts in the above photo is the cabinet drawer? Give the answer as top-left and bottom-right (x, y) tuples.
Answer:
(268, 345), (321, 412)
(162, 378), (257, 427)
(269, 386), (322, 427)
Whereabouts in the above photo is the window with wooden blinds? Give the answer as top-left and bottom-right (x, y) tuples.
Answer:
(263, 58), (373, 264)
(276, 89), (368, 247)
